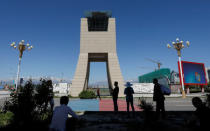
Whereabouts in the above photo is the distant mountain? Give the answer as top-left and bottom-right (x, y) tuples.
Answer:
(0, 77), (72, 85)
(1, 77), (139, 86)
(88, 78), (139, 87)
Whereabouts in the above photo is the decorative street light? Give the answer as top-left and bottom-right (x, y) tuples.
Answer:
(167, 38), (190, 98)
(10, 40), (33, 90)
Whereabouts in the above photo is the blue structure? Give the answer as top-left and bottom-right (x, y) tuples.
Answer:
(0, 86), (4, 90)
(68, 99), (99, 111)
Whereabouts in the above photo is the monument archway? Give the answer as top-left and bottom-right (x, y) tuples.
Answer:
(70, 11), (124, 96)
(85, 53), (112, 93)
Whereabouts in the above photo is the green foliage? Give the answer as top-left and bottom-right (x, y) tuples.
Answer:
(204, 86), (210, 92)
(138, 97), (154, 122)
(33, 109), (52, 122)
(3, 79), (53, 128)
(68, 94), (73, 98)
(3, 92), (18, 113)
(79, 90), (96, 99)
(189, 85), (202, 93)
(18, 80), (36, 122)
(90, 88), (111, 96)
(206, 82), (210, 92)
(0, 111), (14, 127)
(35, 79), (53, 113)
(3, 80), (36, 123)
(189, 84), (210, 93)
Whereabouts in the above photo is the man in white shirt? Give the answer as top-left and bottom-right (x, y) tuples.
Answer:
(50, 96), (78, 131)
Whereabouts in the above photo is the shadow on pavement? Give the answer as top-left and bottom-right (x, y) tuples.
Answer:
(73, 111), (197, 131)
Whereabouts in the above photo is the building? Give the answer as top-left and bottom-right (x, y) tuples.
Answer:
(138, 68), (182, 93)
(138, 68), (171, 84)
(53, 83), (71, 94)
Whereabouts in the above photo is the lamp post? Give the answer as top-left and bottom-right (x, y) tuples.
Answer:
(10, 40), (33, 90)
(167, 38), (190, 98)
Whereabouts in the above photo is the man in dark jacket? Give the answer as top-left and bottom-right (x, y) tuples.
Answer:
(113, 81), (119, 112)
(153, 78), (165, 119)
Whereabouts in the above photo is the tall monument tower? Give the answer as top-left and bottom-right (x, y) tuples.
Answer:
(70, 11), (124, 96)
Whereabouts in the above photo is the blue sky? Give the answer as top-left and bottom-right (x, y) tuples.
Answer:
(0, 0), (210, 84)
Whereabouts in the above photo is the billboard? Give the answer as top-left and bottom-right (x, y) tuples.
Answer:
(179, 61), (207, 85)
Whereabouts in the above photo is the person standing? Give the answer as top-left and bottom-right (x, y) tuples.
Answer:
(49, 95), (54, 112)
(97, 87), (101, 100)
(124, 82), (135, 114)
(50, 96), (78, 131)
(153, 78), (165, 120)
(113, 81), (119, 112)
(191, 97), (210, 130)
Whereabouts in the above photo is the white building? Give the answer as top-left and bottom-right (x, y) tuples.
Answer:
(132, 83), (154, 94)
(53, 83), (71, 94)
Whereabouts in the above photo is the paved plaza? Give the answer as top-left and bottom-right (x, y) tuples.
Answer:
(0, 91), (207, 112)
(0, 91), (208, 130)
(68, 99), (140, 111)
(55, 93), (207, 111)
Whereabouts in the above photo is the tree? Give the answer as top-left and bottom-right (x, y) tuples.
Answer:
(35, 79), (53, 113)
(3, 80), (36, 125)
(3, 79), (53, 129)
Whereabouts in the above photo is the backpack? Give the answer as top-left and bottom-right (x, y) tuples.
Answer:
(160, 84), (171, 95)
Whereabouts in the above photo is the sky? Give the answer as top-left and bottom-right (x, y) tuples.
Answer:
(0, 0), (210, 84)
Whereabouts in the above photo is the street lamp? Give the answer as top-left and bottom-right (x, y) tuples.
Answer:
(10, 40), (33, 90)
(167, 38), (190, 98)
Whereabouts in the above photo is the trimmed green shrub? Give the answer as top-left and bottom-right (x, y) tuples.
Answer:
(79, 90), (96, 99)
(68, 94), (73, 98)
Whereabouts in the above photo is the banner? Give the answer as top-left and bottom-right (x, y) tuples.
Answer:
(180, 61), (207, 85)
